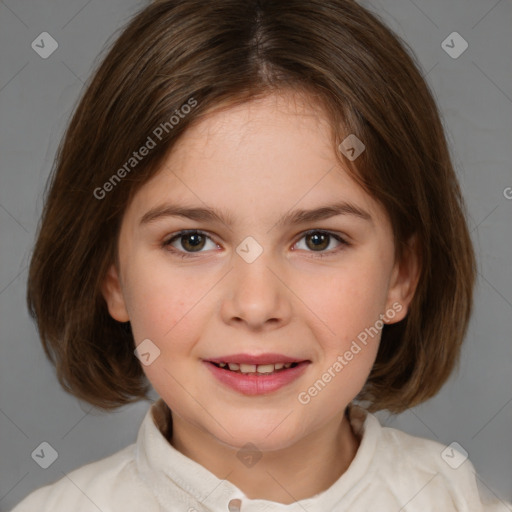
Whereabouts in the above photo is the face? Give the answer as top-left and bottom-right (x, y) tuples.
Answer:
(102, 91), (418, 451)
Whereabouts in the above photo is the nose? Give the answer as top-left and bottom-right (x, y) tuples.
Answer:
(220, 250), (292, 330)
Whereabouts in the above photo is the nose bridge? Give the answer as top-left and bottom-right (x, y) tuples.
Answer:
(221, 236), (290, 328)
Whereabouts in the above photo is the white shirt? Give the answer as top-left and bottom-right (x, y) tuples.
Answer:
(11, 399), (510, 511)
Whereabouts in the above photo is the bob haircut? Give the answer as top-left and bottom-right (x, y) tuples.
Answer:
(27, 0), (476, 413)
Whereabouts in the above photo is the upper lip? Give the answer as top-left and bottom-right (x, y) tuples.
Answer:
(206, 353), (310, 365)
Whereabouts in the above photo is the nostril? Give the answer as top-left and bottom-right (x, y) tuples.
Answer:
(228, 498), (242, 511)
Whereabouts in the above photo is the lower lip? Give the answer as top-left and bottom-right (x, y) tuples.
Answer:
(204, 361), (310, 395)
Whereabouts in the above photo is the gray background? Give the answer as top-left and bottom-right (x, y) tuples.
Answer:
(0, 0), (511, 510)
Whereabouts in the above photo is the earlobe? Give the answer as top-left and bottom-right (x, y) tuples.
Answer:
(101, 263), (130, 322)
(384, 234), (421, 324)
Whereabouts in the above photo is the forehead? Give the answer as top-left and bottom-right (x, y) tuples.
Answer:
(175, 91), (334, 162)
(125, 92), (384, 227)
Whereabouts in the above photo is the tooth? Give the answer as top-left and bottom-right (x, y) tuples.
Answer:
(256, 364), (275, 374)
(239, 363), (257, 373)
(222, 362), (297, 374)
(239, 364), (257, 373)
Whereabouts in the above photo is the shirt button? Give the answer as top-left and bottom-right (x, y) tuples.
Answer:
(228, 498), (242, 511)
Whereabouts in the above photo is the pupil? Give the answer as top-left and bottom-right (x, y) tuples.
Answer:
(308, 233), (328, 251)
(183, 233), (204, 251)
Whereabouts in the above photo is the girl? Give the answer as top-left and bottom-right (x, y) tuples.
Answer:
(13, 0), (510, 510)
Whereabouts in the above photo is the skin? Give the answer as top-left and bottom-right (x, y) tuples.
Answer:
(102, 90), (420, 504)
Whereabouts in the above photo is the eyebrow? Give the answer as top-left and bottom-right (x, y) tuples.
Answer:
(139, 201), (372, 228)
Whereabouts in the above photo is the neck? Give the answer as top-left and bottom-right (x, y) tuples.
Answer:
(168, 407), (360, 504)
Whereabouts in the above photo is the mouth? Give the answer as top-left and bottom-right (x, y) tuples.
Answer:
(203, 353), (311, 395)
(208, 361), (303, 376)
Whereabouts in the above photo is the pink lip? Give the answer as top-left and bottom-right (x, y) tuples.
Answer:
(206, 353), (308, 365)
(204, 360), (310, 396)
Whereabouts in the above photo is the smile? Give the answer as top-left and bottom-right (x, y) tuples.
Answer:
(204, 359), (310, 395)
(210, 361), (299, 375)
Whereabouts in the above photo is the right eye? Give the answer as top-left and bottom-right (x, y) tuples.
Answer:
(162, 230), (220, 258)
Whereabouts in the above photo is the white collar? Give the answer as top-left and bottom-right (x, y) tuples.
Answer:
(135, 399), (381, 511)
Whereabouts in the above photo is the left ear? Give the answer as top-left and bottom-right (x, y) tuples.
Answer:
(384, 234), (421, 324)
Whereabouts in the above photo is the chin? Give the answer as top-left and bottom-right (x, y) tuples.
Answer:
(207, 416), (306, 452)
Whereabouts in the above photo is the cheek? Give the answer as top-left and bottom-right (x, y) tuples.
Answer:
(122, 258), (200, 349)
(304, 259), (391, 345)
(124, 263), (207, 404)
(297, 266), (387, 411)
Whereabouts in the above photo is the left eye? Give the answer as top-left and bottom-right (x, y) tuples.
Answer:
(293, 230), (348, 254)
(162, 229), (349, 258)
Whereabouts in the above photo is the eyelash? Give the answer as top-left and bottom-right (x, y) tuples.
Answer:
(162, 229), (350, 259)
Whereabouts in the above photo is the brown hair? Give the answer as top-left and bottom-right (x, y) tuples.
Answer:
(27, 0), (476, 412)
